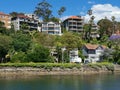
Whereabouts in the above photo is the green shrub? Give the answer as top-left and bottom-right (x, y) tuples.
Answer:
(0, 62), (81, 69)
(26, 44), (52, 62)
(117, 59), (120, 65)
(11, 51), (27, 63)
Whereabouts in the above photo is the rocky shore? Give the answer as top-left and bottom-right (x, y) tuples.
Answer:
(0, 64), (119, 77)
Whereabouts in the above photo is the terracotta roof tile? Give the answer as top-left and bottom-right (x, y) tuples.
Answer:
(85, 44), (107, 49)
(67, 16), (81, 20)
(85, 44), (98, 49)
(0, 12), (9, 16)
(102, 45), (107, 49)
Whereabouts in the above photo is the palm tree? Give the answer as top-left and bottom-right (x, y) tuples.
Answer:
(111, 16), (115, 34)
(58, 7), (66, 18)
(34, 0), (52, 21)
(87, 10), (95, 43)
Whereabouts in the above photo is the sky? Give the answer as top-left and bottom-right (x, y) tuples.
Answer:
(1, 0), (120, 22)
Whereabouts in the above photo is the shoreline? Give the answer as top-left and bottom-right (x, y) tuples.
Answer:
(0, 64), (119, 77)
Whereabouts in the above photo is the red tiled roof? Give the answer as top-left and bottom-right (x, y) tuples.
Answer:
(102, 45), (107, 49)
(85, 44), (98, 49)
(85, 44), (107, 49)
(67, 16), (81, 20)
(0, 12), (9, 16)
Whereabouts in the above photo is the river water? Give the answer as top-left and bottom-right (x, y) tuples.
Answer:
(0, 73), (120, 90)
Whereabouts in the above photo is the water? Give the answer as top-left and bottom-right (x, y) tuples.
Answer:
(0, 73), (120, 90)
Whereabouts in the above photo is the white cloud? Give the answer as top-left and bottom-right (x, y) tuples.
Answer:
(80, 11), (85, 15)
(88, 1), (95, 4)
(80, 6), (86, 15)
(84, 4), (120, 23)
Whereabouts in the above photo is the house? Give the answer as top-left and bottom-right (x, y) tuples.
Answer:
(63, 16), (84, 33)
(41, 22), (62, 35)
(82, 44), (107, 63)
(69, 48), (82, 63)
(11, 14), (39, 31)
(0, 12), (11, 29)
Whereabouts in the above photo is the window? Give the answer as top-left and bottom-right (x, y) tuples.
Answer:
(48, 24), (54, 27)
(48, 27), (54, 30)
(55, 27), (60, 30)
(42, 27), (47, 31)
(88, 50), (95, 54)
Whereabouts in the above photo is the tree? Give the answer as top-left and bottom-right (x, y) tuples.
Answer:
(60, 32), (82, 50)
(10, 12), (24, 18)
(12, 32), (32, 52)
(11, 51), (26, 63)
(111, 16), (116, 34)
(0, 21), (5, 28)
(9, 12), (18, 18)
(0, 34), (12, 62)
(110, 38), (120, 63)
(0, 21), (7, 34)
(103, 48), (113, 62)
(20, 22), (30, 30)
(83, 24), (90, 41)
(113, 45), (120, 63)
(49, 17), (60, 22)
(34, 0), (52, 21)
(97, 18), (113, 37)
(26, 44), (53, 62)
(58, 6), (66, 17)
(88, 16), (95, 43)
(86, 10), (95, 42)
(35, 32), (55, 47)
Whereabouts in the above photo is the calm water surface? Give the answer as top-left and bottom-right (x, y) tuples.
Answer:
(0, 73), (120, 90)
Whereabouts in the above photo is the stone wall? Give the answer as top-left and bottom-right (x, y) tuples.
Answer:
(0, 65), (118, 77)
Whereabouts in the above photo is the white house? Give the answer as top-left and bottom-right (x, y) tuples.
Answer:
(41, 22), (62, 35)
(69, 48), (82, 63)
(82, 44), (107, 63)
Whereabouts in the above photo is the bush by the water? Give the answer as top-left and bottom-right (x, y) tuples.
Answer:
(11, 45), (54, 63)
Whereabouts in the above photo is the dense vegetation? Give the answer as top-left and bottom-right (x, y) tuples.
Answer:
(0, 23), (120, 64)
(0, 0), (120, 64)
(0, 62), (113, 71)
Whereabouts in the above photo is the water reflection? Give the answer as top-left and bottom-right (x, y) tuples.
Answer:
(0, 73), (120, 90)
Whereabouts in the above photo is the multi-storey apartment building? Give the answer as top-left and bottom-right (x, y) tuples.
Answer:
(11, 14), (38, 31)
(25, 14), (40, 21)
(41, 22), (62, 35)
(0, 12), (11, 29)
(90, 24), (100, 38)
(63, 16), (84, 32)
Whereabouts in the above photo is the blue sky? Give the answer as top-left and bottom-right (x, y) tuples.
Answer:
(1, 0), (120, 22)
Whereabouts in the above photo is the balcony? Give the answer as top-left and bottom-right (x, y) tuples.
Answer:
(69, 28), (83, 31)
(68, 20), (83, 22)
